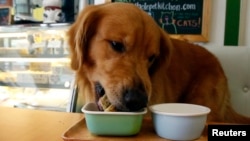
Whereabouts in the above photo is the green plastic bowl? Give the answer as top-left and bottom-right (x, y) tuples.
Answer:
(82, 103), (147, 136)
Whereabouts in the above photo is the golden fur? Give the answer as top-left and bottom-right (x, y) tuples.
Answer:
(68, 3), (250, 123)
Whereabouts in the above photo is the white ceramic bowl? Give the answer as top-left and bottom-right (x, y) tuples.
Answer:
(150, 103), (211, 140)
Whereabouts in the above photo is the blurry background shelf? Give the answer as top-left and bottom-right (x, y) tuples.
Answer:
(0, 22), (74, 112)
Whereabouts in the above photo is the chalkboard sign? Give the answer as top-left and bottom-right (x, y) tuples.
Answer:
(111, 0), (211, 42)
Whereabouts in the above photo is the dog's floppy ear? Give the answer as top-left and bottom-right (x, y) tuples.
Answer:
(149, 29), (173, 74)
(160, 29), (173, 63)
(149, 29), (173, 75)
(67, 5), (101, 71)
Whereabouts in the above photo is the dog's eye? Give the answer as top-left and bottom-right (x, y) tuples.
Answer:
(109, 41), (125, 53)
(148, 55), (156, 63)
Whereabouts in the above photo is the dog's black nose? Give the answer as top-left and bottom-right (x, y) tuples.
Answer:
(123, 88), (148, 111)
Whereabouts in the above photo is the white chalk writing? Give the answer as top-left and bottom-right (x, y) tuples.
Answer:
(134, 2), (197, 11)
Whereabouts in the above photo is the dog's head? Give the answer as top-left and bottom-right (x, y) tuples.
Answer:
(68, 3), (173, 111)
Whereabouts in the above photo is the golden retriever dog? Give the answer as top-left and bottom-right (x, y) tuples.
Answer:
(67, 3), (250, 123)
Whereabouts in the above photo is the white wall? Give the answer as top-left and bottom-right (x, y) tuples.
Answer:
(94, 0), (105, 5)
(196, 0), (250, 47)
(200, 0), (226, 48)
(240, 0), (250, 46)
(246, 1), (250, 46)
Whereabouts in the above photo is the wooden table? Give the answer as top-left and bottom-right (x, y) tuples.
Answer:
(0, 107), (83, 141)
(0, 107), (207, 141)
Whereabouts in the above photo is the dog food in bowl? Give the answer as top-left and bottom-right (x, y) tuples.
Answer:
(150, 103), (211, 140)
(82, 102), (147, 136)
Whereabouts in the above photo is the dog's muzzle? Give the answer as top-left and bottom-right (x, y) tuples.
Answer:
(94, 82), (148, 111)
